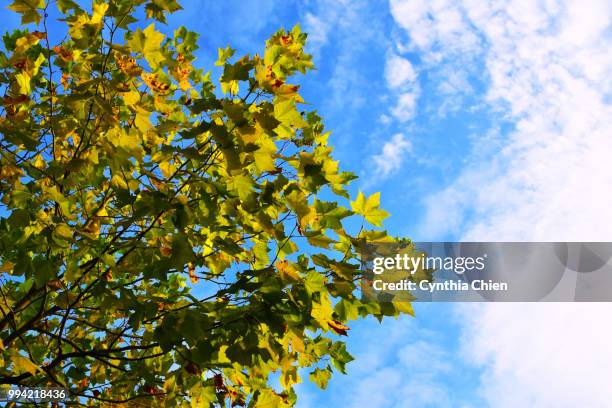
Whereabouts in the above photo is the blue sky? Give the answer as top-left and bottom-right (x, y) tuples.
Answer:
(3, 1), (612, 407)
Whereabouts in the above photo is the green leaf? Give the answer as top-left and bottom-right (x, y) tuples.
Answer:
(8, 0), (45, 24)
(255, 389), (286, 408)
(53, 223), (73, 240)
(56, 0), (81, 13)
(221, 60), (251, 82)
(127, 24), (166, 68)
(145, 0), (182, 23)
(309, 367), (332, 389)
(215, 45), (235, 66)
(8, 209), (30, 228)
(228, 172), (253, 201)
(304, 271), (325, 296)
(334, 299), (359, 321)
(304, 231), (336, 249)
(330, 342), (354, 374)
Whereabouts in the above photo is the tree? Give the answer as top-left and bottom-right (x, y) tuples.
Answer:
(0, 1), (412, 406)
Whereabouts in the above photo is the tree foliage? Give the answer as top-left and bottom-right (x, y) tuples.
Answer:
(0, 1), (412, 406)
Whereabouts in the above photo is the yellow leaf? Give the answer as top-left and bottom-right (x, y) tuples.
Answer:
(123, 90), (140, 106)
(101, 253), (116, 267)
(215, 46), (235, 66)
(310, 293), (333, 330)
(115, 54), (143, 76)
(54, 223), (73, 240)
(254, 390), (286, 408)
(15, 72), (31, 95)
(188, 262), (198, 283)
(159, 161), (177, 178)
(13, 355), (38, 375)
(111, 174), (128, 190)
(253, 134), (277, 174)
(14, 31), (45, 54)
(221, 79), (238, 95)
(96, 205), (108, 217)
(83, 148), (99, 164)
(7, 1), (45, 25)
(350, 191), (389, 227)
(280, 365), (301, 389)
(134, 107), (152, 132)
(229, 173), (253, 201)
(129, 24), (166, 68)
(32, 154), (46, 169)
(82, 217), (100, 238)
(276, 260), (300, 283)
(91, 2), (109, 25)
(290, 332), (305, 353)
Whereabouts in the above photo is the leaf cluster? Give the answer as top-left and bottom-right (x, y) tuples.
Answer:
(0, 1), (413, 406)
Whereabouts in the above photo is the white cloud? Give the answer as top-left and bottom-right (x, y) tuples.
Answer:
(385, 53), (417, 89)
(372, 133), (412, 177)
(437, 69), (470, 95)
(398, 340), (452, 374)
(379, 113), (392, 125)
(390, 0), (481, 59)
(457, 303), (612, 408)
(436, 68), (474, 115)
(391, 92), (419, 122)
(390, 0), (612, 406)
(303, 12), (330, 54)
(300, 0), (386, 112)
(384, 53), (420, 122)
(406, 0), (612, 241)
(296, 316), (470, 408)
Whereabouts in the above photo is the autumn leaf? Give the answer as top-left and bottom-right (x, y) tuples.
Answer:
(0, 4), (406, 406)
(128, 23), (166, 68)
(8, 0), (45, 25)
(327, 319), (350, 336)
(188, 262), (198, 283)
(116, 54), (143, 76)
(53, 45), (74, 62)
(351, 191), (390, 227)
(12, 356), (38, 375)
(142, 72), (171, 94)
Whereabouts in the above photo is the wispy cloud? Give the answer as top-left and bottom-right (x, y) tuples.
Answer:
(389, 0), (612, 406)
(390, 0), (481, 60)
(301, 0), (387, 112)
(303, 12), (330, 55)
(384, 52), (420, 123)
(372, 133), (413, 177)
(390, 92), (419, 122)
(385, 53), (417, 89)
(295, 314), (477, 408)
(400, 0), (612, 241)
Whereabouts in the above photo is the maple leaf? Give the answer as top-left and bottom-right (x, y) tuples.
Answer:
(351, 191), (390, 227)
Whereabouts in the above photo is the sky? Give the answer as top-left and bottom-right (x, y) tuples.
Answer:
(3, 0), (612, 406)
